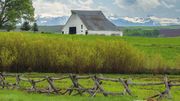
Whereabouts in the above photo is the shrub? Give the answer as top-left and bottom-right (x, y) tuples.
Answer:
(32, 22), (39, 32)
(0, 32), (147, 73)
(0, 47), (17, 71)
(145, 54), (167, 74)
(21, 21), (31, 31)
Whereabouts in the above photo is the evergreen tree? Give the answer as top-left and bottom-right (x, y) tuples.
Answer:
(21, 21), (31, 31)
(32, 22), (39, 32)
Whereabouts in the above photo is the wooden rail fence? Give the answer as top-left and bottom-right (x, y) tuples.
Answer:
(0, 73), (180, 100)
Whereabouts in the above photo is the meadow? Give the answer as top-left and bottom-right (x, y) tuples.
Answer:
(0, 73), (180, 101)
(0, 32), (180, 101)
(0, 32), (179, 74)
(0, 91), (133, 101)
(122, 25), (180, 37)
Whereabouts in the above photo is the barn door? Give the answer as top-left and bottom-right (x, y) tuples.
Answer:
(69, 27), (77, 34)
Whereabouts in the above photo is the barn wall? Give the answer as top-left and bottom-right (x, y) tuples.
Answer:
(88, 30), (123, 36)
(62, 14), (87, 35)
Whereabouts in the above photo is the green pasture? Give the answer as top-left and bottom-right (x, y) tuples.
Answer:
(0, 73), (180, 101)
(0, 90), (134, 101)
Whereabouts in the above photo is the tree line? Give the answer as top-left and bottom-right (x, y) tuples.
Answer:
(124, 28), (160, 37)
(20, 21), (38, 32)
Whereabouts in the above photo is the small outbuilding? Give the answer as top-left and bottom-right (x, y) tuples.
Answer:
(62, 10), (123, 36)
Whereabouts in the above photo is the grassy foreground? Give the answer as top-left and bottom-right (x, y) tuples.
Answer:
(1, 73), (180, 101)
(0, 90), (133, 101)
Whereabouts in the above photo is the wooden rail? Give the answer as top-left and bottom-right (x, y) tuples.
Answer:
(0, 73), (180, 100)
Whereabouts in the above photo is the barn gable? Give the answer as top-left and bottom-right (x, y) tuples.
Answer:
(72, 10), (119, 31)
(62, 11), (87, 34)
(62, 10), (123, 36)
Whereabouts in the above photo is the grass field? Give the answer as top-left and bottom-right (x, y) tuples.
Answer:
(0, 90), (134, 101)
(1, 73), (180, 101)
(0, 32), (180, 100)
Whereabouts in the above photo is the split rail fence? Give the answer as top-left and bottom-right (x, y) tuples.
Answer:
(0, 73), (180, 100)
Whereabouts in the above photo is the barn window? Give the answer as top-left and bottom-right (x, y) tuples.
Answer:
(81, 25), (83, 29)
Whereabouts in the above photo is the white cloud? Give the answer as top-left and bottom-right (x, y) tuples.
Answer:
(113, 0), (126, 9)
(114, 0), (161, 11)
(33, 0), (95, 17)
(33, 0), (180, 18)
(33, 0), (70, 17)
(149, 16), (180, 25)
(97, 6), (115, 17)
(176, 9), (180, 12)
(161, 1), (175, 8)
(123, 17), (147, 23)
(68, 0), (94, 10)
(78, 0), (93, 6)
(137, 0), (161, 11)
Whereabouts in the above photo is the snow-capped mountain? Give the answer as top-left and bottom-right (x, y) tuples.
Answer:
(148, 16), (180, 26)
(36, 15), (180, 26)
(109, 16), (159, 26)
(36, 15), (68, 26)
(109, 16), (180, 26)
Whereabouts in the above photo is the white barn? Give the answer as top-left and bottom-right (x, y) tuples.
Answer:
(62, 10), (123, 36)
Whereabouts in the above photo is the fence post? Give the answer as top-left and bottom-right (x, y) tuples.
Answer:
(92, 75), (108, 97)
(46, 76), (59, 94)
(148, 75), (172, 100)
(119, 78), (132, 96)
(29, 79), (37, 92)
(69, 74), (84, 96)
(16, 75), (21, 88)
(159, 76), (172, 99)
(0, 73), (5, 89)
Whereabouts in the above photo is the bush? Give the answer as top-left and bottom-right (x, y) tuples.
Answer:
(21, 21), (31, 31)
(32, 22), (38, 32)
(0, 32), (147, 73)
(145, 54), (167, 74)
(0, 47), (17, 71)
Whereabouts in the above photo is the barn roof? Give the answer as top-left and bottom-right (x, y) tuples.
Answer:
(71, 10), (119, 31)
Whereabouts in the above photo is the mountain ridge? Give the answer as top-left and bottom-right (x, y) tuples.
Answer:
(36, 15), (180, 26)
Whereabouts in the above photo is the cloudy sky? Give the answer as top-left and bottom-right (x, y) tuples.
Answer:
(33, 0), (180, 18)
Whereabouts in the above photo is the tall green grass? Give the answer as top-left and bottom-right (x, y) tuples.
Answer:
(0, 32), (146, 73)
(0, 32), (179, 74)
